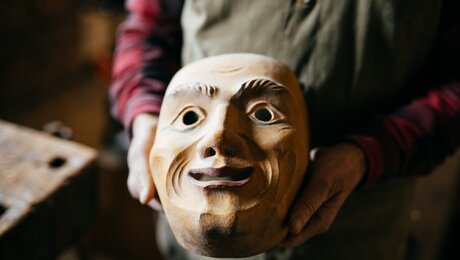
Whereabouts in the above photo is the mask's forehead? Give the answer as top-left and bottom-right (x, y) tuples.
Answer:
(167, 54), (301, 99)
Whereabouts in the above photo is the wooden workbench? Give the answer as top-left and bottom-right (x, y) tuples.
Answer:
(0, 120), (97, 259)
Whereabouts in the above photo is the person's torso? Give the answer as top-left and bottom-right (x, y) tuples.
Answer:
(181, 0), (442, 146)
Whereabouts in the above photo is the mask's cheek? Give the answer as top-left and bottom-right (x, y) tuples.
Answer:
(150, 149), (175, 203)
(277, 149), (300, 192)
(151, 141), (206, 210)
(251, 125), (295, 152)
(260, 132), (305, 211)
(151, 129), (200, 184)
(262, 149), (301, 222)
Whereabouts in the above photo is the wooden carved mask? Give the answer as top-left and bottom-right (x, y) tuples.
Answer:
(150, 53), (309, 257)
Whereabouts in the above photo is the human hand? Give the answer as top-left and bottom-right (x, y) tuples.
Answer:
(282, 143), (366, 247)
(127, 113), (163, 211)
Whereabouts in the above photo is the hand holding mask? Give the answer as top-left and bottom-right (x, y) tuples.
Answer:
(150, 53), (309, 257)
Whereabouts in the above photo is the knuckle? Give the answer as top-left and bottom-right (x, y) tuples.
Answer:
(128, 161), (147, 175)
(299, 200), (317, 215)
(127, 173), (135, 185)
(310, 210), (333, 235)
(127, 148), (141, 163)
(127, 185), (139, 199)
(317, 176), (333, 189)
(322, 202), (339, 213)
(127, 154), (137, 168)
(127, 176), (141, 194)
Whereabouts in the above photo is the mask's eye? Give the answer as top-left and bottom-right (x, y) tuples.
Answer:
(254, 108), (273, 122)
(171, 106), (206, 130)
(248, 102), (284, 125)
(183, 110), (200, 125)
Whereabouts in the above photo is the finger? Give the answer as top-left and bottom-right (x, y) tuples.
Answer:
(127, 163), (156, 204)
(288, 179), (330, 234)
(127, 147), (155, 203)
(283, 219), (319, 248)
(147, 184), (164, 212)
(148, 198), (164, 212)
(283, 194), (343, 247)
(139, 178), (155, 204)
(127, 170), (142, 199)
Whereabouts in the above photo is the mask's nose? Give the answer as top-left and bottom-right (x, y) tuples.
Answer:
(197, 105), (246, 159)
(201, 134), (237, 159)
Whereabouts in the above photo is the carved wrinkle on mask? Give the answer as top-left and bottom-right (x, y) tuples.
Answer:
(167, 141), (202, 206)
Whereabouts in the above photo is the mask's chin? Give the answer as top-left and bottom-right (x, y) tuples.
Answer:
(167, 190), (287, 258)
(163, 158), (287, 257)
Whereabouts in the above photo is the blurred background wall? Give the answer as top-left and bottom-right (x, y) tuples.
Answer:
(0, 0), (163, 259)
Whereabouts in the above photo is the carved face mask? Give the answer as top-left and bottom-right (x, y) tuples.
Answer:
(150, 53), (309, 257)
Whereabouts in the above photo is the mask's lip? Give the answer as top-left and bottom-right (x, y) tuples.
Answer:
(188, 166), (253, 187)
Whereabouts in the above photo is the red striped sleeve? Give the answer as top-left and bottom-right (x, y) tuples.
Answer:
(349, 83), (460, 187)
(109, 0), (183, 136)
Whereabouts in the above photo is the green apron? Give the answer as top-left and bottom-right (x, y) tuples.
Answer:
(158, 0), (443, 259)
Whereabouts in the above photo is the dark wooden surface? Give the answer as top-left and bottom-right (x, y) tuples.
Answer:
(0, 120), (97, 259)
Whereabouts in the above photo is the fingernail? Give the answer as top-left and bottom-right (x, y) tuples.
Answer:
(290, 216), (303, 234)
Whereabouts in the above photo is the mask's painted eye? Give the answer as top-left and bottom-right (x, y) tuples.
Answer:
(171, 106), (206, 130)
(183, 111), (199, 125)
(254, 108), (273, 122)
(248, 102), (284, 125)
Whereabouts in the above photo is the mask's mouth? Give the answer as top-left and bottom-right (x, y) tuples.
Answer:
(188, 166), (253, 187)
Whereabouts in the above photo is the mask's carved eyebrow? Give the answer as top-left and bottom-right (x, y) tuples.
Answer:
(166, 82), (219, 99)
(231, 78), (290, 103)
